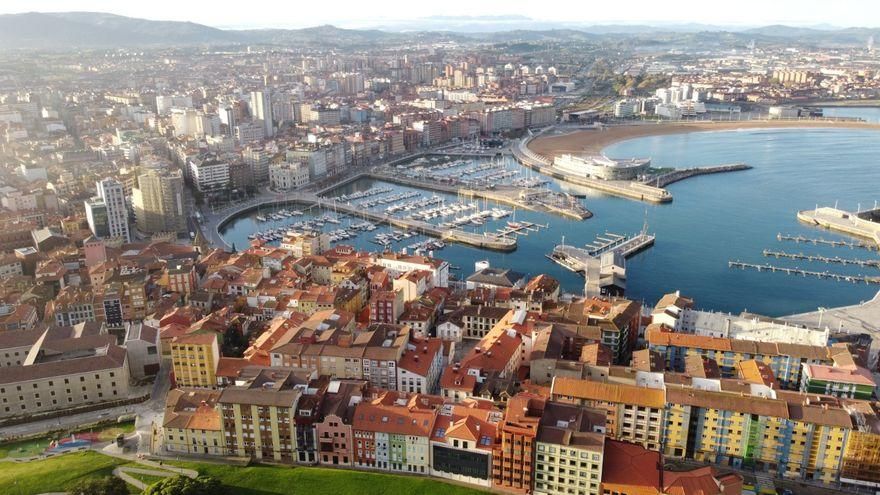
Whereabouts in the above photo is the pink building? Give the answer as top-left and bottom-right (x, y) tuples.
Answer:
(315, 380), (369, 467)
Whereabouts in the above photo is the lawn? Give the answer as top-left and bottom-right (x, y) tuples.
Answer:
(170, 460), (490, 495)
(0, 450), (489, 495)
(0, 451), (130, 495)
(0, 420), (135, 459)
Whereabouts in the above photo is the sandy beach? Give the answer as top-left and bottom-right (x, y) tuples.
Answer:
(527, 120), (880, 159)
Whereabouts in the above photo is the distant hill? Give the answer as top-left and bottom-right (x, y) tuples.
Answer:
(0, 11), (876, 50)
(0, 12), (233, 49)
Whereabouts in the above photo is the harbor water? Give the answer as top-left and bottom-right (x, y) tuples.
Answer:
(220, 127), (880, 316)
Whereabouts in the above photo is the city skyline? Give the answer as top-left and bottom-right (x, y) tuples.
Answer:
(3, 0), (880, 30)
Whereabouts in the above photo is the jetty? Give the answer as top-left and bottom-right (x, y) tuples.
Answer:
(762, 249), (880, 268)
(776, 233), (878, 251)
(584, 231), (656, 258)
(547, 229), (655, 275)
(546, 228), (655, 296)
(728, 261), (880, 285)
(646, 163), (752, 188)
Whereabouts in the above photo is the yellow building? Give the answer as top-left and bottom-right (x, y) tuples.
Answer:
(841, 401), (880, 489)
(171, 333), (220, 388)
(162, 388), (225, 455)
(664, 386), (851, 482)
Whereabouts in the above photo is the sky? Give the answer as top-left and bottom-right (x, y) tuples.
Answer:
(1, 0), (879, 29)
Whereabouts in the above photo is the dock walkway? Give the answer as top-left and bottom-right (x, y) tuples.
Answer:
(728, 261), (880, 284)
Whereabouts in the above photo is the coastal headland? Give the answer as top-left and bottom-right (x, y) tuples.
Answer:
(528, 120), (880, 159)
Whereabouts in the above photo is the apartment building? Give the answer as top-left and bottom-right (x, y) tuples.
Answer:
(314, 379), (369, 467)
(353, 391), (442, 474)
(171, 333), (220, 388)
(492, 393), (544, 493)
(647, 326), (838, 390)
(550, 377), (666, 452)
(270, 323), (410, 391)
(397, 337), (444, 394)
(534, 402), (606, 495)
(163, 388), (224, 455)
(219, 368), (311, 462)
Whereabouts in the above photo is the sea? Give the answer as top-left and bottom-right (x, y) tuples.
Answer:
(220, 108), (880, 317)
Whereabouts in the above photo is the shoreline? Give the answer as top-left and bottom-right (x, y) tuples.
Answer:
(527, 120), (880, 159)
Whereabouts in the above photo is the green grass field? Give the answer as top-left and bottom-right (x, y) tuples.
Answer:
(0, 451), (130, 494)
(169, 459), (490, 495)
(1, 450), (488, 495)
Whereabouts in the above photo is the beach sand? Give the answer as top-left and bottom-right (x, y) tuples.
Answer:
(527, 120), (880, 159)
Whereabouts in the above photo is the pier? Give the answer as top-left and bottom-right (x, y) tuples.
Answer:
(728, 261), (880, 285)
(584, 231), (656, 258)
(762, 249), (880, 268)
(546, 230), (656, 275)
(776, 233), (878, 251)
(645, 163), (752, 188)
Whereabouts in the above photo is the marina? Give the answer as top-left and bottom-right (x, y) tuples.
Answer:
(217, 128), (880, 315)
(728, 261), (880, 285)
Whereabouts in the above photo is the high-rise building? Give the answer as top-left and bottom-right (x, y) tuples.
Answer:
(86, 178), (130, 242)
(250, 90), (274, 138)
(132, 169), (186, 234)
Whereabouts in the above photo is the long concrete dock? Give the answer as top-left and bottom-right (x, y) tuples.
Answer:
(797, 207), (880, 247)
(646, 163), (752, 188)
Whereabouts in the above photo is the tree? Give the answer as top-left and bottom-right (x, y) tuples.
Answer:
(222, 322), (248, 358)
(68, 476), (128, 495)
(143, 475), (224, 495)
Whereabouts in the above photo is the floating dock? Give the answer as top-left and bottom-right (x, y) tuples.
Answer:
(728, 261), (880, 285)
(777, 233), (878, 251)
(762, 249), (880, 268)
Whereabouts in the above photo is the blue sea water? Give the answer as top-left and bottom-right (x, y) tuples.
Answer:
(220, 127), (880, 316)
